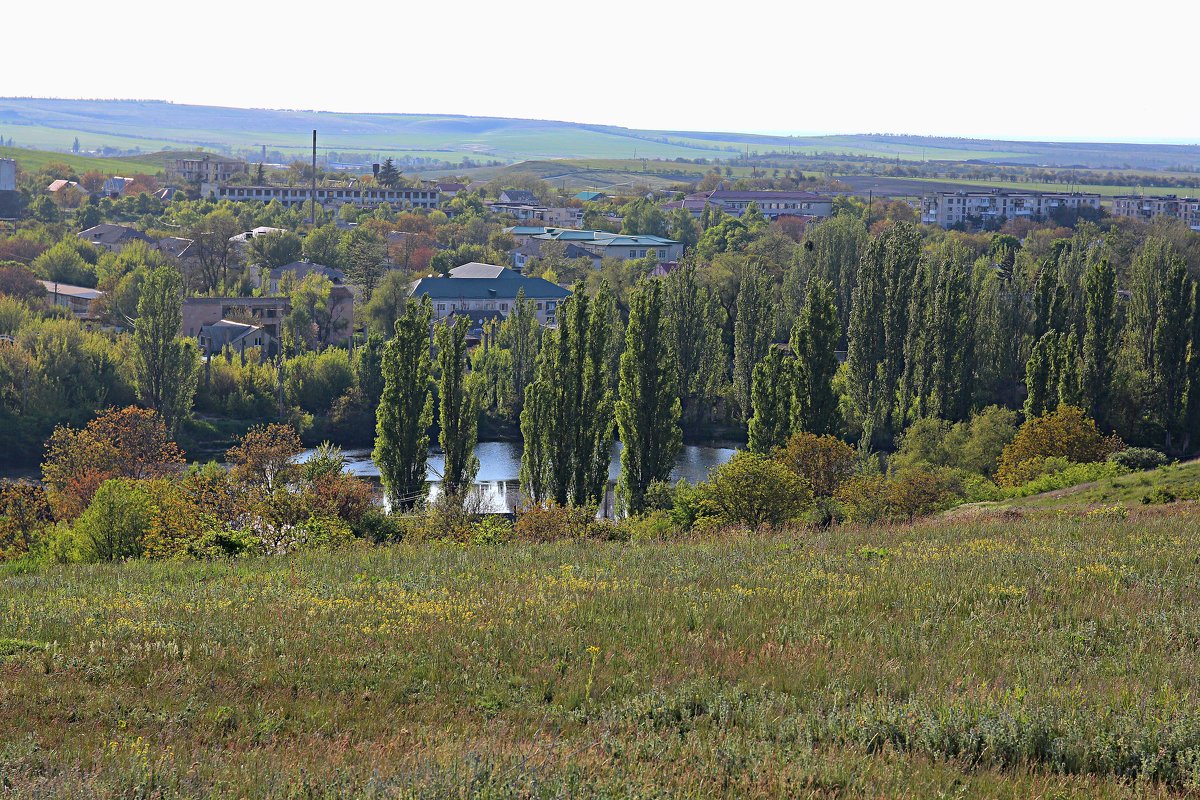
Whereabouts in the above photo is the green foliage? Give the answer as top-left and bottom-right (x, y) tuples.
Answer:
(520, 284), (616, 507)
(374, 297), (434, 511)
(72, 479), (153, 562)
(747, 347), (793, 453)
(791, 277), (840, 435)
(283, 348), (354, 415)
(435, 316), (480, 498)
(616, 279), (681, 515)
(695, 451), (812, 528)
(1108, 447), (1168, 472)
(133, 265), (197, 431)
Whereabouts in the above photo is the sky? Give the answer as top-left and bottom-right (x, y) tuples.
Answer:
(2, 0), (1195, 144)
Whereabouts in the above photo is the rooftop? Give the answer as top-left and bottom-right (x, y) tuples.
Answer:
(40, 280), (103, 300)
(410, 264), (570, 301)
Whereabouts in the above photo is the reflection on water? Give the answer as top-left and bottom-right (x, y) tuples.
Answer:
(303, 441), (736, 514)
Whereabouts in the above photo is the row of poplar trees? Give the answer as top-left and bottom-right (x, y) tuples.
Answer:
(372, 277), (693, 515)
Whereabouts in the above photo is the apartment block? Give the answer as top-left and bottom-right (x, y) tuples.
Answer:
(920, 190), (1102, 227)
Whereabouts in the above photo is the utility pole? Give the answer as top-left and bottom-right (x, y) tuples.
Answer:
(310, 129), (317, 226)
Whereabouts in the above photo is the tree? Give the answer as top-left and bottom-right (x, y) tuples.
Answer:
(497, 289), (540, 415)
(846, 223), (922, 445)
(791, 277), (840, 435)
(377, 158), (401, 189)
(247, 230), (303, 271)
(1152, 261), (1193, 451)
(697, 451), (811, 528)
(41, 407), (185, 519)
(73, 479), (153, 561)
(1081, 258), (1117, 426)
(302, 225), (345, 269)
(374, 296), (434, 511)
(133, 266), (198, 431)
(363, 270), (409, 337)
(226, 423), (304, 492)
(340, 227), (386, 297)
(996, 405), (1114, 488)
(777, 432), (856, 498)
(747, 347), (794, 453)
(519, 284), (616, 507)
(616, 279), (681, 514)
(1186, 283), (1200, 451)
(663, 263), (725, 426)
(435, 316), (480, 498)
(1024, 331), (1059, 419)
(732, 263), (773, 422)
(189, 209), (243, 293)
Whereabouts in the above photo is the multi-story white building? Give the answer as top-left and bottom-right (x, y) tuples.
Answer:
(201, 182), (440, 211)
(921, 190), (1102, 227)
(1111, 195), (1200, 230)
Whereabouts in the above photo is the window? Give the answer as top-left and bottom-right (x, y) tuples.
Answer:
(629, 250), (637, 258)
(437, 303), (445, 311)
(639, 250), (647, 258)
(500, 303), (508, 311)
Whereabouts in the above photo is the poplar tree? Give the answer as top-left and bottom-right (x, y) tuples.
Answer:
(1152, 260), (1193, 450)
(1057, 331), (1083, 409)
(1127, 237), (1179, 366)
(1081, 258), (1117, 425)
(732, 264), (773, 422)
(747, 347), (794, 453)
(664, 263), (725, 425)
(1024, 331), (1059, 419)
(790, 277), (840, 435)
(133, 265), (197, 432)
(519, 284), (615, 507)
(374, 297), (434, 511)
(616, 279), (681, 515)
(435, 316), (479, 498)
(497, 289), (539, 414)
(1184, 283), (1200, 450)
(846, 223), (921, 445)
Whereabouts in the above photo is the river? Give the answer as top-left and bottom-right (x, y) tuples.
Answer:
(301, 441), (737, 514)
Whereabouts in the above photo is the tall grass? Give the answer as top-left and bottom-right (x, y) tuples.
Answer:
(2, 510), (1200, 797)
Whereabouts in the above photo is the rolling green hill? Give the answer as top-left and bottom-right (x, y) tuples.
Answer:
(3, 98), (1199, 170)
(0, 145), (163, 176)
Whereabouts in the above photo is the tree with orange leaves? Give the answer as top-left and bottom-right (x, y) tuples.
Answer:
(41, 406), (185, 519)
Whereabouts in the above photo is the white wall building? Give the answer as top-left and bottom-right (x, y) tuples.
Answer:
(921, 190), (1102, 227)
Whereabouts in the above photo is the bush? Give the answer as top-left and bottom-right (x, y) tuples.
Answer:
(891, 406), (1019, 478)
(187, 528), (260, 560)
(996, 406), (1116, 488)
(72, 478), (153, 562)
(619, 510), (677, 542)
(1007, 460), (1121, 498)
(777, 433), (856, 497)
(351, 509), (407, 542)
(696, 452), (812, 529)
(513, 504), (608, 541)
(469, 516), (513, 545)
(1108, 447), (1168, 472)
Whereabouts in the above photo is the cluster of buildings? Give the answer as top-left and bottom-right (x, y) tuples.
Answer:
(1111, 195), (1200, 230)
(919, 190), (1103, 227)
(506, 226), (683, 270)
(667, 188), (834, 220)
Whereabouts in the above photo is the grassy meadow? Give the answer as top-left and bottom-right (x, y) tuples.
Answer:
(4, 508), (1200, 797)
(0, 145), (165, 177)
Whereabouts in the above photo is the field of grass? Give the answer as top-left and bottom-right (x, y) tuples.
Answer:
(0, 145), (164, 176)
(5, 509), (1200, 797)
(900, 176), (1192, 198)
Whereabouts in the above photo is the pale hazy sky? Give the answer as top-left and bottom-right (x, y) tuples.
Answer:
(2, 0), (1196, 143)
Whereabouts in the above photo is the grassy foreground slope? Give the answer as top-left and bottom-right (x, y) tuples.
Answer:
(4, 511), (1200, 798)
(961, 459), (1200, 514)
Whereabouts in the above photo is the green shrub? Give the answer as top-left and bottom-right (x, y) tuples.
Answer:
(72, 479), (154, 562)
(619, 510), (677, 542)
(187, 528), (260, 560)
(1108, 447), (1168, 472)
(1008, 460), (1122, 498)
(469, 516), (513, 545)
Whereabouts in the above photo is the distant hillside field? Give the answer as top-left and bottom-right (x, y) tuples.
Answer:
(0, 145), (163, 176)
(3, 98), (1199, 170)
